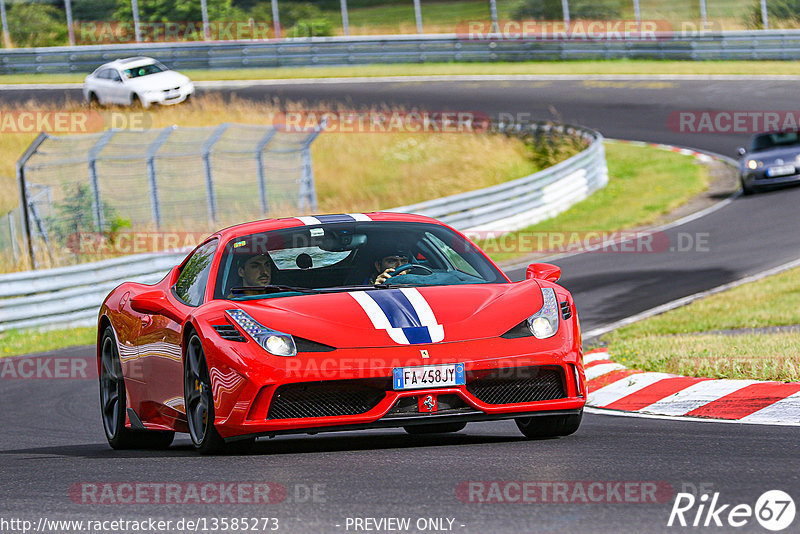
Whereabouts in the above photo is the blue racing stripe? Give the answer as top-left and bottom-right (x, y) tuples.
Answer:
(367, 290), (422, 328)
(314, 214), (356, 224)
(402, 326), (433, 344)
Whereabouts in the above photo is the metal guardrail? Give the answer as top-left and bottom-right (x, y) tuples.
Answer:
(4, 30), (800, 74)
(0, 122), (607, 332)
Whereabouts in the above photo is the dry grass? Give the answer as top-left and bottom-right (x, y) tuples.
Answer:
(0, 94), (539, 271)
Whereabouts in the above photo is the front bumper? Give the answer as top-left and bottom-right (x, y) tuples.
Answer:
(141, 83), (194, 107)
(203, 334), (585, 439)
(742, 170), (800, 190)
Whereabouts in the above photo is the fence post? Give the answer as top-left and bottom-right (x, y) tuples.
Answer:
(413, 0), (423, 34)
(201, 0), (210, 40)
(87, 130), (116, 231)
(760, 0), (769, 29)
(0, 0), (10, 49)
(489, 0), (499, 34)
(298, 124), (324, 212)
(201, 123), (229, 225)
(271, 0), (280, 38)
(699, 0), (708, 30)
(632, 0), (641, 29)
(64, 0), (75, 46)
(7, 211), (18, 264)
(130, 0), (141, 42)
(16, 132), (48, 269)
(145, 126), (174, 229)
(340, 0), (350, 36)
(255, 128), (277, 215)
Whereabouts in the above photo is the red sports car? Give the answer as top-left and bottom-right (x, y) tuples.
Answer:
(97, 213), (585, 454)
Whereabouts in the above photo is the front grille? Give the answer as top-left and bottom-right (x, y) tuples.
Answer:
(267, 378), (390, 419)
(466, 367), (566, 405)
(213, 324), (245, 342)
(560, 301), (572, 320)
(386, 394), (469, 415)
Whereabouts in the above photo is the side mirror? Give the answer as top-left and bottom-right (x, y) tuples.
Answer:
(130, 290), (185, 323)
(737, 147), (747, 157)
(526, 262), (561, 282)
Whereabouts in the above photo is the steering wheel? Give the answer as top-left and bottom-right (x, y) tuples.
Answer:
(386, 263), (434, 278)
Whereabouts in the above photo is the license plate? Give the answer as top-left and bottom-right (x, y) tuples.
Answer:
(766, 164), (796, 177)
(393, 363), (465, 390)
(165, 91), (179, 99)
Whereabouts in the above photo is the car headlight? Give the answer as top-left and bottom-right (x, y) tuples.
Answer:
(225, 309), (297, 357)
(526, 287), (559, 339)
(746, 159), (760, 170)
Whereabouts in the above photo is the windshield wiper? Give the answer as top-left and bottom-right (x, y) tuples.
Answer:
(230, 285), (315, 295)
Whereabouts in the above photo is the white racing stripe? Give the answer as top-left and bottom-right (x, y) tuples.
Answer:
(588, 372), (674, 407)
(347, 213), (372, 221)
(296, 216), (322, 225)
(349, 290), (410, 344)
(399, 287), (445, 342)
(638, 379), (758, 416)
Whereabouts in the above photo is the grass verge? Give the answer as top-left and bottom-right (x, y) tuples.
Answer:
(478, 141), (710, 263)
(604, 265), (800, 382)
(3, 60), (800, 85)
(0, 326), (96, 358)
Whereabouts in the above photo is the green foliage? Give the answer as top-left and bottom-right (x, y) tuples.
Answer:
(6, 4), (69, 47)
(71, 0), (118, 21)
(511, 0), (622, 20)
(114, 0), (245, 23)
(744, 0), (800, 28)
(45, 183), (130, 247)
(285, 18), (334, 37)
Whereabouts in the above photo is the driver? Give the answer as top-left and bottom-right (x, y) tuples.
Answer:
(238, 253), (275, 287)
(370, 251), (410, 285)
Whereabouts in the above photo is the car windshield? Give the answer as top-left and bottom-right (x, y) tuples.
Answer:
(213, 221), (507, 300)
(123, 62), (167, 79)
(749, 131), (800, 152)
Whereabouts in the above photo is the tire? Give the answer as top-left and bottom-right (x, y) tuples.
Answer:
(403, 422), (467, 435)
(87, 92), (100, 108)
(131, 93), (145, 108)
(515, 410), (582, 439)
(184, 333), (255, 455)
(741, 180), (756, 196)
(99, 327), (174, 450)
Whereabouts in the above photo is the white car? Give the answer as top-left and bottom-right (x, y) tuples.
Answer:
(83, 57), (194, 108)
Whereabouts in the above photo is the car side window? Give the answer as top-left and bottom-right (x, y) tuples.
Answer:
(96, 69), (109, 79)
(173, 240), (218, 306)
(108, 70), (122, 82)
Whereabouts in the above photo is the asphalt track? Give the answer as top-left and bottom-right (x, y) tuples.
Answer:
(1, 78), (799, 533)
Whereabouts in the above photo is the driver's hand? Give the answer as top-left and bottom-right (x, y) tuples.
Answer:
(375, 267), (408, 285)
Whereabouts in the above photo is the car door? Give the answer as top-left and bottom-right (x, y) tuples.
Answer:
(90, 69), (115, 104)
(106, 69), (128, 104)
(136, 240), (218, 425)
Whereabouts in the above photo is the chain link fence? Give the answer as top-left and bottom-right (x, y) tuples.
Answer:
(13, 123), (322, 269)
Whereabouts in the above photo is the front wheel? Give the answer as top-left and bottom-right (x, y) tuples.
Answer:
(184, 333), (254, 454)
(99, 327), (174, 449)
(515, 410), (582, 439)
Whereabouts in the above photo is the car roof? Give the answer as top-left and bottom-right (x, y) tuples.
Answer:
(207, 212), (448, 244)
(96, 56), (160, 71)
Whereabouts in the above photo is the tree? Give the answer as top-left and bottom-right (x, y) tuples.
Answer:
(511, 0), (622, 21)
(113, 0), (244, 23)
(7, 4), (69, 47)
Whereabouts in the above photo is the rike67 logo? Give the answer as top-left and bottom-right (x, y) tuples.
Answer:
(668, 490), (796, 531)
